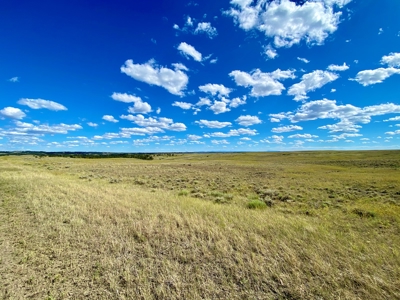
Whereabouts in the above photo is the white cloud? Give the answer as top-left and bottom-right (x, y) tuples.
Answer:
(327, 63), (349, 71)
(211, 139), (230, 145)
(172, 101), (193, 110)
(120, 114), (186, 132)
(230, 96), (247, 108)
(288, 70), (339, 101)
(186, 16), (194, 27)
(352, 67), (400, 86)
(230, 68), (295, 97)
(271, 125), (303, 133)
(195, 120), (232, 128)
(156, 107), (161, 114)
(87, 122), (98, 127)
(381, 52), (400, 68)
(127, 101), (152, 114)
(209, 101), (230, 114)
(235, 115), (262, 126)
(331, 88), (336, 93)
(297, 57), (310, 63)
(260, 135), (284, 144)
(385, 130), (400, 135)
(384, 116), (400, 122)
(196, 98), (212, 107)
(288, 133), (318, 139)
(199, 84), (232, 97)
(329, 133), (362, 139)
(8, 77), (19, 82)
(210, 128), (257, 138)
(121, 59), (188, 96)
(270, 99), (400, 133)
(102, 115), (119, 123)
(171, 63), (189, 71)
(177, 42), (202, 62)
(111, 92), (152, 114)
(265, 45), (278, 59)
(209, 58), (218, 64)
(17, 98), (67, 111)
(194, 22), (218, 38)
(187, 134), (202, 141)
(0, 107), (26, 119)
(120, 127), (165, 136)
(378, 28), (383, 35)
(13, 121), (82, 135)
(227, 0), (349, 48)
(111, 92), (141, 103)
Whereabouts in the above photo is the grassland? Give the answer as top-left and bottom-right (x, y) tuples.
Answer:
(1, 151), (399, 299)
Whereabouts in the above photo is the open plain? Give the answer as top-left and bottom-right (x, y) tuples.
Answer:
(1, 151), (399, 299)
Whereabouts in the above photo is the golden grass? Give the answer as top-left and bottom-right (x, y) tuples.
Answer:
(1, 152), (400, 299)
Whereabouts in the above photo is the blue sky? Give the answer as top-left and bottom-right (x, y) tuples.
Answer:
(1, 0), (400, 152)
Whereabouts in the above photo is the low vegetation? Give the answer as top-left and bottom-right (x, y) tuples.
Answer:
(1, 151), (399, 299)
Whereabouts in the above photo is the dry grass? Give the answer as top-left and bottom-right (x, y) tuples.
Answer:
(1, 151), (400, 299)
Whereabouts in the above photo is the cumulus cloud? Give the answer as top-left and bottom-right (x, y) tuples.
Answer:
(210, 128), (258, 138)
(0, 107), (26, 119)
(102, 115), (119, 123)
(270, 98), (400, 133)
(13, 121), (82, 135)
(260, 135), (284, 144)
(230, 68), (295, 97)
(327, 63), (349, 71)
(196, 98), (212, 107)
(171, 63), (189, 71)
(235, 115), (262, 126)
(271, 125), (303, 133)
(352, 67), (400, 86)
(211, 139), (230, 145)
(199, 84), (232, 97)
(121, 59), (188, 96)
(195, 120), (232, 128)
(8, 77), (19, 82)
(297, 57), (310, 64)
(385, 130), (400, 135)
(120, 114), (186, 132)
(288, 70), (339, 101)
(177, 42), (202, 62)
(288, 133), (318, 138)
(17, 98), (67, 111)
(227, 0), (349, 48)
(111, 92), (152, 114)
(187, 134), (203, 141)
(209, 101), (230, 114)
(194, 22), (218, 38)
(87, 122), (98, 127)
(383, 116), (400, 122)
(111, 92), (141, 103)
(381, 52), (400, 67)
(172, 101), (193, 110)
(230, 96), (247, 108)
(265, 45), (278, 59)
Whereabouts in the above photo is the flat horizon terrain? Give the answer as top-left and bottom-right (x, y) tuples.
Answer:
(1, 151), (399, 299)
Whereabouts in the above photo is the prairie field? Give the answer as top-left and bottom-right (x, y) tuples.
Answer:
(1, 151), (400, 299)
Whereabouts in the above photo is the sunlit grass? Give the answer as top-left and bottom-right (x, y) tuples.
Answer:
(1, 151), (399, 299)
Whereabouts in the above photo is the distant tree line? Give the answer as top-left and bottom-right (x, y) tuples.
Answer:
(0, 151), (154, 160)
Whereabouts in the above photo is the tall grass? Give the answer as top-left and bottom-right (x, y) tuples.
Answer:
(1, 153), (399, 299)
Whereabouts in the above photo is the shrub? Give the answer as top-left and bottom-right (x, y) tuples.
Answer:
(247, 200), (267, 209)
(352, 208), (376, 218)
(178, 190), (189, 196)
